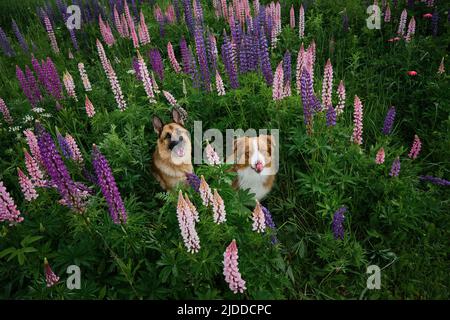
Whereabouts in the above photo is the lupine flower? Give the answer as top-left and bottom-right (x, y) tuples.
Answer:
(326, 105), (336, 127)
(138, 10), (151, 45)
(12, 19), (29, 53)
(186, 172), (201, 193)
(437, 57), (445, 74)
(43, 57), (63, 100)
(223, 240), (246, 294)
(299, 4), (305, 38)
(63, 71), (78, 101)
(78, 63), (92, 91)
(199, 175), (213, 207)
(215, 70), (226, 96)
(207, 33), (218, 72)
(113, 6), (124, 37)
(132, 57), (142, 81)
(283, 51), (292, 97)
(85, 95), (95, 118)
(0, 27), (16, 57)
(92, 144), (127, 224)
(289, 5), (295, 29)
(57, 131), (72, 159)
(0, 98), (13, 125)
(375, 148), (385, 164)
(384, 3), (391, 22)
(0, 180), (24, 224)
(261, 205), (278, 244)
(212, 189), (226, 224)
(148, 48), (164, 81)
(136, 50), (156, 103)
(205, 141), (221, 165)
(24, 149), (46, 187)
(295, 43), (305, 94)
(194, 25), (211, 91)
(419, 175), (450, 186)
(258, 27), (273, 86)
(322, 59), (333, 109)
(184, 193), (199, 222)
(151, 72), (160, 93)
(332, 207), (346, 240)
(167, 42), (182, 73)
(387, 36), (401, 42)
(65, 134), (84, 164)
(68, 50), (74, 60)
(163, 90), (178, 106)
(222, 32), (239, 89)
(423, 13), (433, 19)
(44, 15), (59, 53)
(408, 70), (418, 76)
(397, 9), (408, 36)
(352, 95), (363, 145)
(405, 17), (416, 42)
(382, 106), (396, 135)
(335, 80), (346, 116)
(408, 135), (422, 159)
(182, 0), (195, 34)
(272, 62), (284, 101)
(252, 201), (266, 233)
(389, 157), (401, 177)
(44, 258), (59, 287)
(176, 191), (200, 253)
(300, 68), (316, 133)
(18, 168), (38, 201)
(24, 129), (43, 165)
(17, 66), (41, 107)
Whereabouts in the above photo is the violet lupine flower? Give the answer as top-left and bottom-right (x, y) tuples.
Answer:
(215, 70), (226, 96)
(352, 95), (364, 145)
(239, 38), (249, 74)
(78, 63), (92, 91)
(16, 66), (38, 107)
(419, 175), (450, 186)
(322, 59), (334, 109)
(207, 32), (218, 72)
(405, 17), (416, 42)
(223, 240), (246, 294)
(199, 175), (214, 207)
(299, 4), (305, 38)
(408, 135), (422, 159)
(252, 201), (266, 233)
(221, 33), (239, 89)
(180, 37), (191, 75)
(262, 205), (278, 244)
(44, 15), (60, 54)
(25, 66), (42, 105)
(186, 172), (200, 193)
(148, 48), (164, 81)
(300, 68), (314, 131)
(193, 0), (204, 25)
(167, 42), (182, 73)
(0, 98), (13, 125)
(258, 27), (273, 86)
(132, 57), (142, 81)
(382, 106), (396, 135)
(431, 9), (439, 36)
(182, 0), (195, 35)
(332, 207), (346, 240)
(12, 20), (29, 53)
(283, 51), (292, 97)
(205, 141), (221, 165)
(36, 124), (87, 213)
(65, 134), (84, 164)
(437, 57), (445, 75)
(335, 80), (346, 116)
(272, 62), (284, 101)
(44, 57), (63, 100)
(63, 71), (78, 101)
(326, 105), (336, 127)
(389, 157), (401, 177)
(0, 27), (16, 57)
(194, 25), (211, 91)
(44, 258), (59, 287)
(375, 148), (385, 164)
(69, 28), (79, 51)
(18, 168), (38, 201)
(0, 181), (24, 224)
(397, 9), (408, 36)
(85, 95), (95, 118)
(24, 149), (46, 187)
(57, 131), (73, 159)
(384, 3), (391, 22)
(92, 144), (127, 224)
(176, 191), (200, 253)
(212, 189), (226, 224)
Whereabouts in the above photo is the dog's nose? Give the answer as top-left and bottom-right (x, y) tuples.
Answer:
(169, 138), (183, 150)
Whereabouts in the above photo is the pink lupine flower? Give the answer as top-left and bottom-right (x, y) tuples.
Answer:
(138, 10), (151, 45)
(124, 2), (139, 48)
(335, 80), (346, 116)
(295, 43), (305, 93)
(135, 50), (156, 103)
(65, 134), (84, 164)
(423, 13), (433, 19)
(17, 168), (38, 201)
(212, 189), (226, 224)
(150, 71), (160, 93)
(215, 70), (226, 96)
(167, 42), (181, 73)
(121, 14), (129, 38)
(199, 175), (213, 207)
(68, 50), (74, 60)
(272, 62), (284, 101)
(99, 15), (115, 47)
(352, 95), (364, 145)
(387, 37), (401, 42)
(184, 193), (199, 223)
(305, 43), (316, 85)
(408, 135), (422, 159)
(384, 3), (391, 22)
(43, 15), (59, 54)
(321, 59), (333, 109)
(78, 63), (92, 91)
(205, 141), (221, 165)
(113, 6), (124, 37)
(375, 147), (385, 164)
(85, 95), (95, 118)
(408, 70), (418, 76)
(437, 57), (445, 74)
(0, 97), (13, 125)
(223, 239), (246, 294)
(299, 4), (305, 38)
(24, 149), (46, 187)
(163, 90), (177, 106)
(290, 5), (295, 29)
(44, 258), (59, 287)
(63, 71), (78, 101)
(397, 9), (408, 36)
(252, 201), (266, 233)
(0, 180), (24, 224)
(405, 17), (416, 42)
(176, 191), (200, 253)
(23, 129), (43, 166)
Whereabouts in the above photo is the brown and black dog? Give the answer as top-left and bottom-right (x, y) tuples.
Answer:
(152, 109), (193, 190)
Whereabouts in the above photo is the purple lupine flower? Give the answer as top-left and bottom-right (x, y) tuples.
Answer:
(182, 0), (194, 34)
(207, 32), (218, 72)
(190, 48), (201, 88)
(36, 123), (87, 213)
(194, 24), (211, 91)
(261, 205), (278, 244)
(180, 37), (191, 75)
(326, 105), (336, 127)
(432, 9), (439, 36)
(148, 48), (164, 81)
(221, 32), (239, 89)
(300, 68), (314, 130)
(57, 131), (73, 159)
(382, 106), (396, 135)
(193, 0), (204, 25)
(25, 66), (42, 105)
(173, 0), (181, 22)
(0, 27), (15, 57)
(69, 28), (79, 51)
(258, 27), (273, 86)
(239, 37), (249, 74)
(44, 57), (63, 100)
(92, 144), (127, 224)
(332, 206), (347, 240)
(389, 157), (401, 177)
(419, 175), (450, 186)
(186, 172), (200, 192)
(283, 51), (292, 87)
(132, 57), (142, 81)
(12, 20), (29, 53)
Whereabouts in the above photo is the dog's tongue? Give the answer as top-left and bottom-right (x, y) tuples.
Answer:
(175, 146), (185, 157)
(256, 162), (264, 173)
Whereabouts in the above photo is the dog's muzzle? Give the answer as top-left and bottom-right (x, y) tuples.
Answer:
(169, 136), (183, 150)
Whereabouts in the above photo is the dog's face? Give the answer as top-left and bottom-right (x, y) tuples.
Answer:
(229, 135), (275, 175)
(153, 109), (191, 165)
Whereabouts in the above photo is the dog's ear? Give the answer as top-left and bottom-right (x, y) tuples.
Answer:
(152, 116), (164, 136)
(172, 108), (184, 126)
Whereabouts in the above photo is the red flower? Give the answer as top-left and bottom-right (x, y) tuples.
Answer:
(407, 71), (418, 76)
(423, 13), (433, 19)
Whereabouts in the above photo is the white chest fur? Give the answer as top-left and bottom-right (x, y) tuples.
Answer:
(237, 167), (271, 201)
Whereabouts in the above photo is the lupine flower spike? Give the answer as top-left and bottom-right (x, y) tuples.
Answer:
(437, 57), (445, 74)
(85, 95), (95, 118)
(408, 135), (422, 159)
(332, 207), (346, 240)
(163, 90), (178, 106)
(184, 193), (199, 222)
(78, 63), (92, 91)
(205, 141), (221, 165)
(299, 5), (305, 38)
(223, 240), (246, 294)
(335, 80), (346, 116)
(0, 180), (24, 224)
(272, 62), (284, 101)
(63, 71), (78, 101)
(322, 59), (333, 109)
(397, 9), (408, 37)
(215, 70), (225, 96)
(252, 201), (266, 233)
(136, 50), (156, 103)
(419, 176), (450, 187)
(186, 172), (201, 193)
(352, 95), (363, 145)
(65, 134), (84, 164)
(212, 189), (226, 224)
(17, 168), (38, 201)
(176, 191), (200, 253)
(0, 98), (13, 125)
(382, 106), (396, 135)
(44, 258), (59, 287)
(405, 17), (416, 42)
(390, 157), (401, 177)
(44, 15), (59, 54)
(199, 175), (213, 206)
(167, 41), (182, 73)
(375, 148), (385, 164)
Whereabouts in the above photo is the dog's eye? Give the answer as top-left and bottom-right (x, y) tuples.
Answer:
(165, 133), (171, 140)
